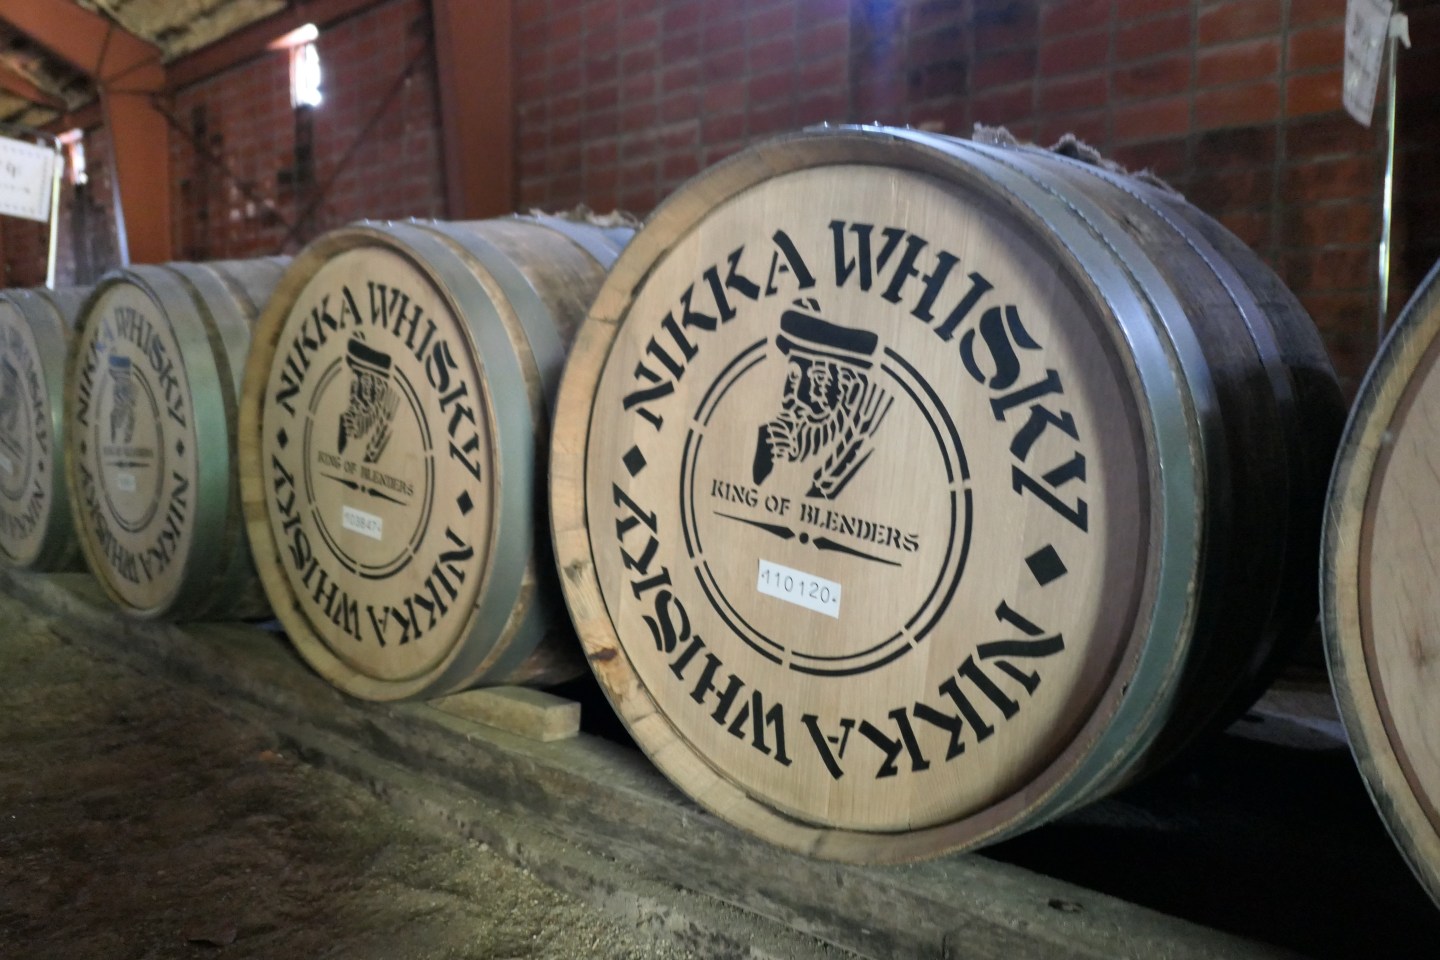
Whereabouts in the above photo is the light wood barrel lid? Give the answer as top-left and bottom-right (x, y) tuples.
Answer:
(0, 287), (87, 571)
(550, 127), (1211, 861)
(240, 219), (623, 701)
(1324, 258), (1440, 906)
(64, 262), (284, 619)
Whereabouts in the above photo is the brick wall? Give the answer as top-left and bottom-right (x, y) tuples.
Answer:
(517, 0), (1436, 394)
(167, 0), (447, 262)
(1, 0), (1431, 396)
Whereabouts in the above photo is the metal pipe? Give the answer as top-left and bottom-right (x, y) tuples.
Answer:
(1379, 30), (1399, 340)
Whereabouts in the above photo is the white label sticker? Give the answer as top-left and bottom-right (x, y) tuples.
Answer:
(342, 504), (384, 541)
(115, 472), (136, 493)
(0, 452), (11, 475)
(1343, 0), (1393, 126)
(756, 559), (841, 619)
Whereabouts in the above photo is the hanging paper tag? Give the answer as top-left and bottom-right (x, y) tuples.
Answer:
(1344, 0), (1394, 126)
(0, 137), (58, 223)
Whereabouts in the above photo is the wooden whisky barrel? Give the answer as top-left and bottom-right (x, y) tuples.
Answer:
(64, 259), (288, 619)
(238, 216), (631, 701)
(0, 286), (89, 571)
(549, 125), (1344, 863)
(1324, 258), (1440, 908)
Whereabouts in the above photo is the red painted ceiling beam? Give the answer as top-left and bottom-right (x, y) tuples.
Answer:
(167, 0), (390, 91)
(1, 0), (170, 264)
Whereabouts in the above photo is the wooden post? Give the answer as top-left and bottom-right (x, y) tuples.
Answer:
(1, 0), (171, 264)
(431, 0), (514, 219)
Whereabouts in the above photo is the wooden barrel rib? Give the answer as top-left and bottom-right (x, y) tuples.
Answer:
(238, 216), (630, 701)
(64, 259), (287, 620)
(550, 125), (1341, 863)
(0, 286), (89, 571)
(1323, 258), (1440, 907)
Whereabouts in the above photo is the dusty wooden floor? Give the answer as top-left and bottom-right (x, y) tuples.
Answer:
(0, 595), (719, 960)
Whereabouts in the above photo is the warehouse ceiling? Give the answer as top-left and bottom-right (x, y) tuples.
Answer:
(0, 0), (286, 129)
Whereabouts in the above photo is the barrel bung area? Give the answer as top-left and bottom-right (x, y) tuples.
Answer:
(0, 2), (1437, 958)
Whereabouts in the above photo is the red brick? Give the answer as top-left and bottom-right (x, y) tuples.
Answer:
(1197, 0), (1283, 46)
(1287, 22), (1344, 72)
(1039, 31), (1110, 76)
(620, 71), (657, 102)
(658, 121), (699, 150)
(1218, 209), (1273, 248)
(1193, 124), (1276, 169)
(1186, 166), (1272, 211)
(1116, 13), (1191, 62)
(1194, 80), (1279, 129)
(909, 24), (965, 66)
(1115, 54), (1192, 100)
(1197, 38), (1280, 88)
(796, 92), (850, 124)
(660, 91), (701, 123)
(703, 80), (747, 115)
(662, 153), (701, 181)
(1282, 155), (1380, 202)
(1036, 110), (1107, 147)
(914, 59), (969, 100)
(749, 4), (797, 37)
(1117, 0), (1187, 18)
(662, 29), (701, 59)
(1041, 0), (1113, 39)
(971, 85), (1036, 127)
(1281, 247), (1375, 291)
(1290, 0), (1345, 27)
(1111, 138), (1188, 180)
(1039, 71), (1108, 113)
(749, 101), (799, 134)
(973, 48), (1038, 90)
(973, 4), (1041, 50)
(706, 17), (745, 51)
(1286, 111), (1382, 159)
(797, 19), (849, 61)
(1282, 200), (1379, 246)
(798, 55), (847, 91)
(1113, 93), (1191, 142)
(749, 69), (798, 104)
(584, 139), (619, 167)
(662, 0), (706, 33)
(1286, 70), (1345, 118)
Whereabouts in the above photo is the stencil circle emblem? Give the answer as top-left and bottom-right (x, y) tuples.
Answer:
(581, 162), (1149, 831)
(0, 303), (40, 506)
(259, 245), (494, 684)
(678, 324), (972, 677)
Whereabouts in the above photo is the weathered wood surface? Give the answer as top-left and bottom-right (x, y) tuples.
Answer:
(0, 567), (1316, 960)
(432, 686), (581, 742)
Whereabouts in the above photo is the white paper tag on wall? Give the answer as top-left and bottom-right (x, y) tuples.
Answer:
(0, 137), (58, 223)
(1344, 0), (1393, 127)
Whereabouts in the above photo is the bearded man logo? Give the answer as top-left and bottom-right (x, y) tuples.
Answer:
(107, 355), (136, 445)
(752, 300), (893, 499)
(337, 335), (399, 465)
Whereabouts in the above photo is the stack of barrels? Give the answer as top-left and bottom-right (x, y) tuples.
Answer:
(8, 124), (1439, 879)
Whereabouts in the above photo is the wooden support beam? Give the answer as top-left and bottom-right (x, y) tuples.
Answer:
(432, 0), (514, 218)
(0, 0), (170, 264)
(166, 0), (390, 91)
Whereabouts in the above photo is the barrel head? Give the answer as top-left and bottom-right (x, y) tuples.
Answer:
(551, 129), (1190, 860)
(0, 294), (69, 569)
(67, 278), (202, 614)
(1325, 259), (1440, 908)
